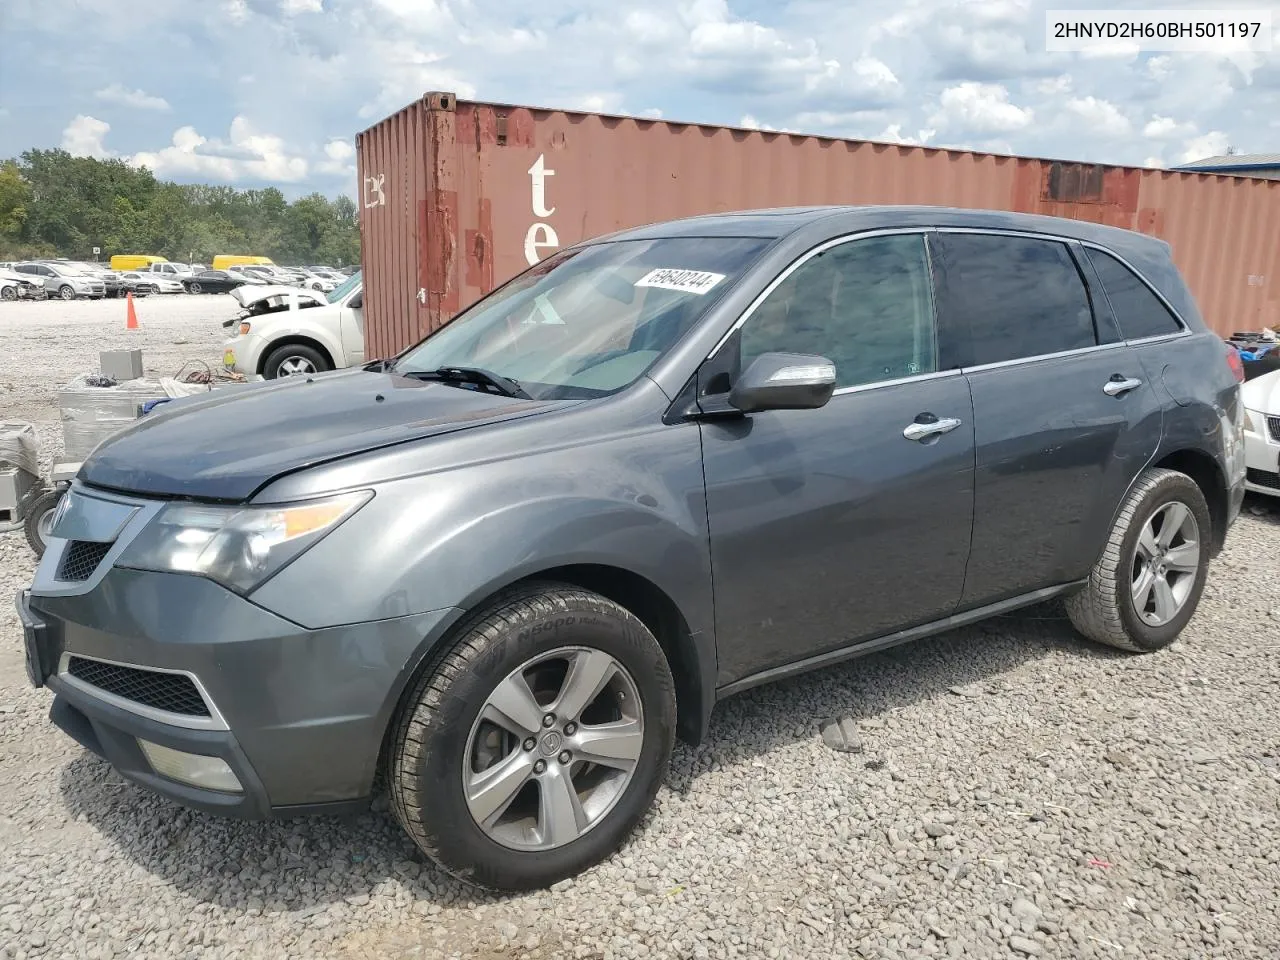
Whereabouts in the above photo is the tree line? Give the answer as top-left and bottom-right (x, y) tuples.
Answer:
(0, 149), (360, 267)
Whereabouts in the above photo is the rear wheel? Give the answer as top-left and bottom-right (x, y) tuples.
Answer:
(1065, 468), (1212, 652)
(262, 343), (329, 379)
(189, 281), (203, 294)
(389, 583), (676, 891)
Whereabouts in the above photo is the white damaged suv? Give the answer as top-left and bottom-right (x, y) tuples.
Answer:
(221, 271), (366, 379)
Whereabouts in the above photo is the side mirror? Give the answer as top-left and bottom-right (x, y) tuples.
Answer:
(348, 294), (362, 309)
(728, 352), (837, 414)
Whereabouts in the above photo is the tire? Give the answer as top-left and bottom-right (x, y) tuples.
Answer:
(24, 488), (64, 559)
(389, 583), (676, 891)
(261, 343), (329, 379)
(1, 285), (17, 301)
(1065, 468), (1212, 652)
(58, 285), (75, 301)
(189, 281), (203, 294)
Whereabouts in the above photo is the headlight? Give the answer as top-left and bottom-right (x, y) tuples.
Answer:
(117, 491), (371, 593)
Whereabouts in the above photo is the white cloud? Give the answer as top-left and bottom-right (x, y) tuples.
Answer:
(356, 39), (475, 119)
(1065, 97), (1130, 138)
(1143, 156), (1164, 169)
(929, 82), (1033, 134)
(738, 114), (775, 131)
(62, 115), (113, 159)
(132, 117), (309, 182)
(572, 93), (626, 114)
(872, 123), (937, 146)
(317, 138), (356, 178)
(94, 83), (170, 111)
(1178, 132), (1231, 164)
(1147, 56), (1173, 82)
(1033, 75), (1072, 96)
(1143, 116), (1197, 140)
(223, 0), (247, 23)
(281, 0), (322, 13)
(640, 107), (663, 119)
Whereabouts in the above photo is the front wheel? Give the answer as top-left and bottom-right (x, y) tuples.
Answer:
(188, 281), (203, 294)
(261, 343), (329, 379)
(58, 285), (75, 301)
(1, 285), (17, 301)
(1065, 468), (1212, 652)
(389, 584), (676, 891)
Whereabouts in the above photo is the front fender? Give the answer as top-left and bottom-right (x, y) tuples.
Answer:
(254, 314), (347, 367)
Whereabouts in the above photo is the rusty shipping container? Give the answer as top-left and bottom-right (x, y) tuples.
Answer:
(356, 92), (1280, 357)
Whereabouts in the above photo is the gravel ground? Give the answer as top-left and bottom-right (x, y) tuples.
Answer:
(2, 297), (1280, 960)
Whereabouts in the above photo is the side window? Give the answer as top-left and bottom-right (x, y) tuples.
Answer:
(1086, 248), (1182, 340)
(739, 234), (937, 389)
(937, 234), (1096, 366)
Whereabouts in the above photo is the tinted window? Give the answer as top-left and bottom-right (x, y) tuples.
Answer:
(938, 234), (1096, 366)
(739, 234), (937, 389)
(1086, 248), (1181, 340)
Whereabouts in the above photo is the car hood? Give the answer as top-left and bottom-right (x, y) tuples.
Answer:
(1242, 366), (1280, 413)
(78, 368), (572, 501)
(231, 284), (328, 309)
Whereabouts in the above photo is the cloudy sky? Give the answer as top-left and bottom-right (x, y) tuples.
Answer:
(0, 0), (1268, 197)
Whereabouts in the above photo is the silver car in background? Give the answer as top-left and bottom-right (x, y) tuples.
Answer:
(14, 262), (106, 300)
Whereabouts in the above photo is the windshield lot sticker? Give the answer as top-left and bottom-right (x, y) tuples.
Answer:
(635, 269), (727, 295)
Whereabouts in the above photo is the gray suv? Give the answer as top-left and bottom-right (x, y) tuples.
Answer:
(17, 207), (1246, 890)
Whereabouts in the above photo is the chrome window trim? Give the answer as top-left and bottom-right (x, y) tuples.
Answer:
(961, 339), (1128, 375)
(831, 368), (961, 396)
(56, 650), (230, 732)
(702, 224), (1196, 395)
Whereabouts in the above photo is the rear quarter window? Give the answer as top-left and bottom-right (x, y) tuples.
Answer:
(1086, 248), (1183, 340)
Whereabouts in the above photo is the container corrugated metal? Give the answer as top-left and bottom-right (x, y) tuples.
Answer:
(357, 93), (1280, 357)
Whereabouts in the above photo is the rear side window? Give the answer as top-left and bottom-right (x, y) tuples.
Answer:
(1086, 248), (1182, 340)
(936, 233), (1096, 366)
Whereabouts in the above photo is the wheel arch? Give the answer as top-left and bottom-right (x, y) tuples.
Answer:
(256, 335), (336, 376)
(1150, 447), (1229, 555)
(371, 562), (714, 797)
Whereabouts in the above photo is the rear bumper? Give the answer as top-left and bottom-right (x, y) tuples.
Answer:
(21, 573), (455, 818)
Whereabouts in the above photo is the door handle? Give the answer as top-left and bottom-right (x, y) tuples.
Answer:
(1103, 376), (1143, 397)
(903, 417), (962, 441)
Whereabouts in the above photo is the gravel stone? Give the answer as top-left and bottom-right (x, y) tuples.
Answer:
(2, 297), (1280, 959)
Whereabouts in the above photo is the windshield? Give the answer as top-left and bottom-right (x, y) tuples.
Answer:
(49, 264), (86, 277)
(327, 269), (362, 304)
(393, 236), (770, 400)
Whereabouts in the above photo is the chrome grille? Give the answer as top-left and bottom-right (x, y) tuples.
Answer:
(1267, 415), (1280, 443)
(66, 657), (210, 717)
(56, 541), (111, 581)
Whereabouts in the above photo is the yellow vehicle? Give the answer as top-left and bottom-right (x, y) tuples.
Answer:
(110, 254), (167, 271)
(212, 255), (275, 271)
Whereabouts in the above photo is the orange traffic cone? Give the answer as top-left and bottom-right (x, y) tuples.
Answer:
(125, 291), (139, 330)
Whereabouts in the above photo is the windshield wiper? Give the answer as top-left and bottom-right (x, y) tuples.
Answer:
(400, 366), (532, 399)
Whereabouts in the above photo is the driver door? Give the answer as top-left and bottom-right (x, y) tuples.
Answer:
(699, 231), (977, 684)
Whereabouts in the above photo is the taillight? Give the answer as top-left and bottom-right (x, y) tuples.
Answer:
(1225, 343), (1245, 383)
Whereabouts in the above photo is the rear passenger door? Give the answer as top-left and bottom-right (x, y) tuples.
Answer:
(932, 231), (1162, 608)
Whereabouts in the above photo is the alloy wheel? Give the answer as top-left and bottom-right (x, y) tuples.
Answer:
(276, 356), (317, 376)
(1131, 500), (1200, 627)
(463, 646), (644, 851)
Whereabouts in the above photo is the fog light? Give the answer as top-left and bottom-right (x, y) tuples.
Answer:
(137, 739), (243, 793)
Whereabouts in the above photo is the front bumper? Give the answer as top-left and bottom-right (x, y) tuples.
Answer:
(1243, 414), (1280, 498)
(19, 571), (454, 819)
(222, 331), (267, 375)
